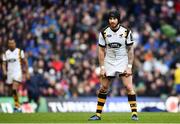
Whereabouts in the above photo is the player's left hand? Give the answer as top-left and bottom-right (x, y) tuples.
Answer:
(124, 67), (132, 77)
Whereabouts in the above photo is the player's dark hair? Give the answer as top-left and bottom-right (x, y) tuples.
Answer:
(108, 10), (120, 23)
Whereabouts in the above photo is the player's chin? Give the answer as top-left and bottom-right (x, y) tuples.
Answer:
(109, 24), (116, 28)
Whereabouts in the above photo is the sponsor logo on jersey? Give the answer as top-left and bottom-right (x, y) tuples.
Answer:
(7, 59), (16, 63)
(108, 43), (121, 48)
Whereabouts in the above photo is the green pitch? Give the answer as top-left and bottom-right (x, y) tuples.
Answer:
(0, 112), (180, 123)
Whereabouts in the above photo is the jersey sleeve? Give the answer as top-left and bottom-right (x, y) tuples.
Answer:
(98, 32), (106, 47)
(21, 50), (25, 59)
(2, 53), (7, 61)
(126, 30), (134, 46)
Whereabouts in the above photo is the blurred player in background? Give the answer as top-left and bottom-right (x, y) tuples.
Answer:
(2, 39), (29, 112)
(89, 10), (138, 121)
(26, 66), (45, 112)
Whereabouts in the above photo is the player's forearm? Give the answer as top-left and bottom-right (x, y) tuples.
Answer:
(2, 62), (7, 74)
(127, 45), (134, 65)
(98, 46), (105, 67)
(23, 59), (29, 74)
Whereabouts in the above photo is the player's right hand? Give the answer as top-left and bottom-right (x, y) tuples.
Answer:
(100, 66), (106, 77)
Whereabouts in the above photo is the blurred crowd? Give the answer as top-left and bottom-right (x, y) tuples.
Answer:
(0, 0), (180, 99)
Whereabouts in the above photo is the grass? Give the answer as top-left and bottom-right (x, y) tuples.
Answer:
(0, 112), (180, 123)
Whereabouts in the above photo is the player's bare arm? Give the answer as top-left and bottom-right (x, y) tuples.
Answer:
(2, 61), (7, 80)
(98, 46), (106, 77)
(125, 44), (134, 77)
(22, 56), (30, 79)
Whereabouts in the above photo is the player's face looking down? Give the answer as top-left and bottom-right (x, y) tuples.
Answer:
(109, 17), (119, 29)
(8, 40), (16, 51)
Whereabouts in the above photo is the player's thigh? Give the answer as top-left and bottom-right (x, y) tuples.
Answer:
(12, 73), (22, 89)
(121, 75), (134, 90)
(12, 78), (21, 89)
(12, 81), (20, 89)
(100, 77), (111, 89)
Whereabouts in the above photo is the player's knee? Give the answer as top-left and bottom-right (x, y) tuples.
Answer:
(125, 83), (133, 91)
(12, 82), (19, 90)
(99, 85), (109, 93)
(125, 84), (135, 94)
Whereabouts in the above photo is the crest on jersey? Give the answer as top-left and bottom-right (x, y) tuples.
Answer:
(119, 34), (123, 37)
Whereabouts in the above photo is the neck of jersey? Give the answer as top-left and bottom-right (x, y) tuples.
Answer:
(110, 24), (120, 32)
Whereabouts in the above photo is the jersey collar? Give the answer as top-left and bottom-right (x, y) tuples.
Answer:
(110, 24), (120, 32)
